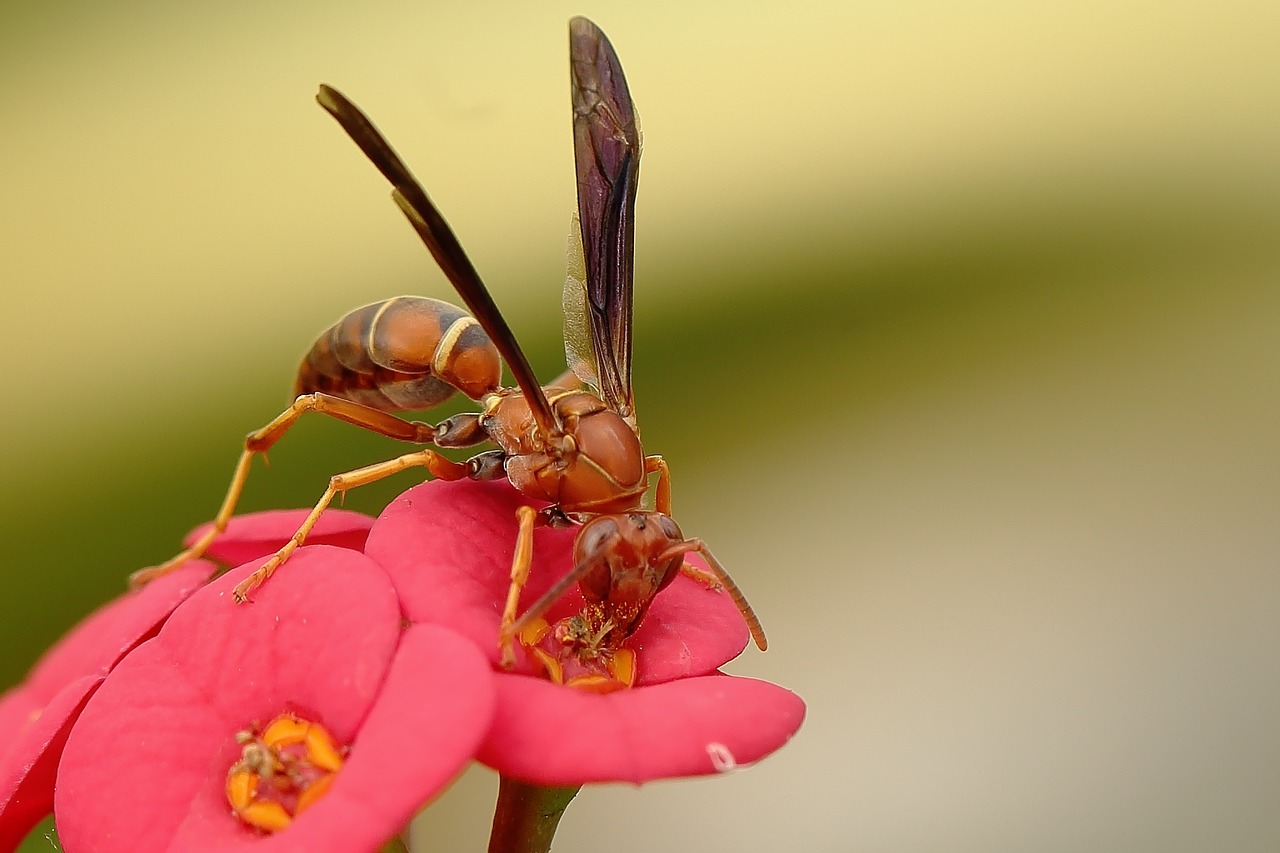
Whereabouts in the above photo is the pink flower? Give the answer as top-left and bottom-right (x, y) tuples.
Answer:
(52, 547), (495, 852)
(0, 507), (375, 847)
(365, 479), (805, 786)
(9, 475), (798, 848)
(186, 507), (375, 568)
(0, 560), (214, 848)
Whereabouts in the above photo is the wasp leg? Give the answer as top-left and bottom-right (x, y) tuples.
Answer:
(644, 455), (671, 515)
(503, 538), (606, 666)
(498, 506), (540, 668)
(132, 393), (449, 588)
(466, 449), (507, 481)
(231, 448), (471, 602)
(679, 560), (722, 590)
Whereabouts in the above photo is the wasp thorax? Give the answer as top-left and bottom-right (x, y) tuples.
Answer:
(485, 390), (645, 513)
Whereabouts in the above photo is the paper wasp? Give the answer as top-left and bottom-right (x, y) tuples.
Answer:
(134, 17), (766, 667)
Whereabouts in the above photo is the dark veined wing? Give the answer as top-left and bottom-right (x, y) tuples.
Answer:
(316, 84), (561, 441)
(568, 16), (640, 423)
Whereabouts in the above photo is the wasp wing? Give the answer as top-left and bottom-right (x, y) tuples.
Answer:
(562, 212), (602, 394)
(316, 84), (560, 439)
(569, 16), (640, 423)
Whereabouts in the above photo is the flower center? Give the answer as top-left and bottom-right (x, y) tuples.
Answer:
(518, 610), (637, 693)
(225, 712), (346, 832)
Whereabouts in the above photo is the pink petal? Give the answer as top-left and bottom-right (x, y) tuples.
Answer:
(20, 560), (215, 704)
(365, 480), (749, 680)
(187, 509), (375, 566)
(0, 688), (40, 757)
(220, 624), (496, 851)
(479, 672), (806, 785)
(0, 675), (102, 850)
(55, 548), (404, 851)
(0, 562), (214, 843)
(364, 479), (574, 665)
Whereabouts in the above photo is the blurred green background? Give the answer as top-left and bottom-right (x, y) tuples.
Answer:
(3, 1), (1278, 850)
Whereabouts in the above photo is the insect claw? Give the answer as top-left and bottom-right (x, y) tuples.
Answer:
(233, 556), (279, 603)
(498, 633), (519, 669)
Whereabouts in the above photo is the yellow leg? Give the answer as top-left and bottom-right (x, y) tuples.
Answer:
(679, 560), (722, 590)
(644, 455), (671, 515)
(130, 448), (255, 586)
(231, 448), (469, 602)
(131, 393), (439, 588)
(498, 506), (538, 667)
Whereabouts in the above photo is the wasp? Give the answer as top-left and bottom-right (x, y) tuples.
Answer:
(134, 17), (766, 666)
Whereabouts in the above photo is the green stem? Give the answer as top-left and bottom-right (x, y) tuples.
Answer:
(486, 775), (581, 853)
(379, 835), (410, 853)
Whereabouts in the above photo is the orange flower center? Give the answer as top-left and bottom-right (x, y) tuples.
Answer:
(518, 611), (637, 693)
(225, 712), (346, 832)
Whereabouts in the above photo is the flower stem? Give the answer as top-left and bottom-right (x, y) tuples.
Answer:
(379, 835), (410, 853)
(487, 775), (581, 853)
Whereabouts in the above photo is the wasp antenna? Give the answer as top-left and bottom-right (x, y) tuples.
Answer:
(316, 84), (416, 189)
(508, 554), (600, 640)
(316, 83), (561, 441)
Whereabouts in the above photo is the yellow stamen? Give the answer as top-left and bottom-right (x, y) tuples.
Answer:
(304, 724), (344, 772)
(565, 674), (628, 694)
(226, 770), (259, 811)
(239, 800), (292, 832)
(608, 648), (636, 688)
(518, 617), (551, 645)
(262, 714), (309, 748)
(295, 772), (337, 815)
(225, 712), (346, 834)
(530, 647), (564, 684)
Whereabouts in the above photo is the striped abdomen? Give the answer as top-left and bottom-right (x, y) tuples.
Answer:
(294, 296), (501, 411)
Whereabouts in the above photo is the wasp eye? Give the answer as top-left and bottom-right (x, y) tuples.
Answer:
(658, 515), (682, 541)
(576, 517), (620, 558)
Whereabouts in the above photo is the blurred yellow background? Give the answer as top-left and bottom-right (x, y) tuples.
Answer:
(2, 0), (1278, 850)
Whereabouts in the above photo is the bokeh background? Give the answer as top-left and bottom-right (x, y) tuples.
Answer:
(3, 1), (1278, 850)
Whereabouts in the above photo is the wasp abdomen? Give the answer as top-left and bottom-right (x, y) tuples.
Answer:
(294, 296), (501, 411)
